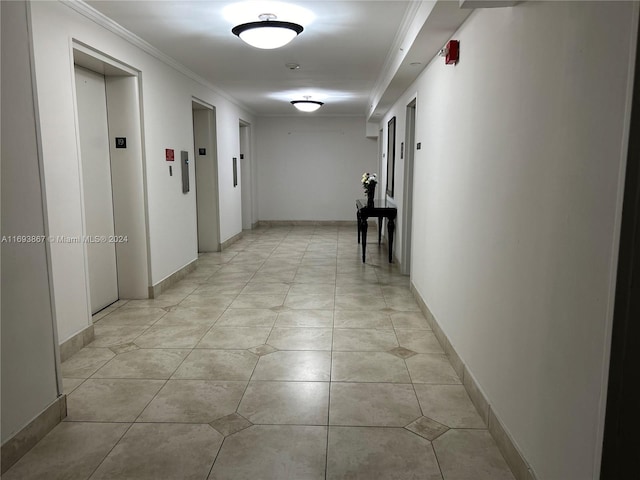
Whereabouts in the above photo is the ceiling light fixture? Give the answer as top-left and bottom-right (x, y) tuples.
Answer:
(291, 96), (324, 112)
(232, 13), (303, 49)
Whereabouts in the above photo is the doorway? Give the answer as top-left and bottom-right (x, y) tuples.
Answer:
(401, 99), (416, 275)
(239, 121), (253, 230)
(73, 45), (150, 315)
(75, 66), (119, 313)
(192, 100), (220, 252)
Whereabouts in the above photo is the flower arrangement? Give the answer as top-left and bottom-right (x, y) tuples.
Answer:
(361, 172), (377, 191)
(361, 172), (377, 207)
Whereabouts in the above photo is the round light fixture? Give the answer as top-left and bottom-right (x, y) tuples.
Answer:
(291, 96), (324, 112)
(232, 13), (303, 49)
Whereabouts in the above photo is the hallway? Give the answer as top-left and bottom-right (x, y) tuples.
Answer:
(5, 225), (514, 479)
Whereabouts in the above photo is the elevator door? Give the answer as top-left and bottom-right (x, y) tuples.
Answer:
(75, 66), (119, 313)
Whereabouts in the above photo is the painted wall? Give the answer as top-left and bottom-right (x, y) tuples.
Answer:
(1, 0), (59, 443)
(381, 2), (637, 479)
(28, 1), (252, 343)
(255, 116), (377, 221)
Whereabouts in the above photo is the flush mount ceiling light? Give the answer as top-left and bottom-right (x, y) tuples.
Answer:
(232, 13), (303, 49)
(291, 96), (324, 112)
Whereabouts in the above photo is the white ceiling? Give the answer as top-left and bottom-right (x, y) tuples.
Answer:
(86, 0), (415, 116)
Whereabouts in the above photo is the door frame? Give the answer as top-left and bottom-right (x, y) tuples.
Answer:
(401, 98), (417, 275)
(600, 21), (640, 479)
(71, 42), (151, 315)
(192, 98), (221, 252)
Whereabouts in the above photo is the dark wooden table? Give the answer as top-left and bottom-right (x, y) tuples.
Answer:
(356, 198), (397, 263)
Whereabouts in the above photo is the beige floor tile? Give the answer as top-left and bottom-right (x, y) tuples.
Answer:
(89, 325), (148, 348)
(251, 271), (297, 283)
(209, 425), (327, 480)
(207, 272), (255, 284)
(275, 309), (334, 327)
(121, 295), (185, 309)
(335, 284), (383, 296)
(326, 426), (442, 480)
(210, 413), (252, 437)
(195, 283), (246, 295)
(414, 384), (485, 428)
(60, 348), (115, 378)
(92, 348), (189, 379)
(133, 325), (209, 348)
(215, 308), (277, 327)
(331, 352), (411, 383)
(433, 429), (515, 480)
(332, 328), (398, 351)
(98, 307), (167, 326)
(335, 295), (387, 310)
(329, 383), (421, 427)
(267, 327), (333, 351)
(197, 326), (271, 349)
(391, 311), (432, 330)
(138, 379), (246, 423)
(406, 354), (462, 384)
(2, 422), (129, 480)
(333, 311), (393, 329)
(230, 294), (286, 309)
(238, 381), (329, 425)
(65, 378), (164, 422)
(154, 306), (225, 326)
(285, 294), (335, 310)
(395, 329), (444, 353)
(179, 293), (237, 309)
(62, 377), (85, 395)
(91, 423), (223, 480)
(381, 285), (413, 297)
(293, 273), (337, 284)
(385, 296), (421, 311)
(172, 349), (258, 380)
(287, 283), (336, 295)
(252, 351), (331, 381)
(241, 282), (291, 295)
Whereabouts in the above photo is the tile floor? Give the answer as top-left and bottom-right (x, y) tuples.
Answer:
(5, 225), (516, 480)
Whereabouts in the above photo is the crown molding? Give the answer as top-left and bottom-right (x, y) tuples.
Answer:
(368, 0), (423, 116)
(60, 0), (256, 115)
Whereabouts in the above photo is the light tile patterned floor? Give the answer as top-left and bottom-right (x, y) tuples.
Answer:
(5, 225), (515, 480)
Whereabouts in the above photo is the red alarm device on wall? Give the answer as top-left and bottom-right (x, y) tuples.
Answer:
(445, 40), (459, 65)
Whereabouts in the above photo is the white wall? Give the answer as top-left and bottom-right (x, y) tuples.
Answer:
(28, 1), (253, 342)
(382, 2), (637, 479)
(1, 0), (59, 443)
(255, 116), (377, 221)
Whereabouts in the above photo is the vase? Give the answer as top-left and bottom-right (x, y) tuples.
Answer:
(366, 183), (376, 208)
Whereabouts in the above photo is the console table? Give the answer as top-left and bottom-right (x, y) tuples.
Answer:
(356, 198), (397, 263)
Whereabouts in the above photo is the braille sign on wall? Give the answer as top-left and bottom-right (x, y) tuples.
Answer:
(115, 137), (127, 148)
(165, 149), (175, 161)
(199, 148), (206, 155)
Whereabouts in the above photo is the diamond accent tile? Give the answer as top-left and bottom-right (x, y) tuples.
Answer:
(387, 346), (417, 359)
(109, 342), (140, 355)
(210, 413), (253, 437)
(248, 344), (278, 356)
(405, 416), (449, 441)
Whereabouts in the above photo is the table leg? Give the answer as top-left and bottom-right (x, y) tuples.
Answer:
(387, 217), (395, 263)
(378, 217), (383, 245)
(361, 217), (368, 263)
(357, 209), (361, 244)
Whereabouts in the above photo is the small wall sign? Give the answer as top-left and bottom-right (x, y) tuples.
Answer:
(199, 148), (206, 155)
(165, 149), (175, 161)
(115, 137), (127, 148)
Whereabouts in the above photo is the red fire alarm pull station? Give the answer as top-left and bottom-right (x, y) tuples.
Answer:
(442, 40), (459, 65)
(165, 149), (175, 162)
